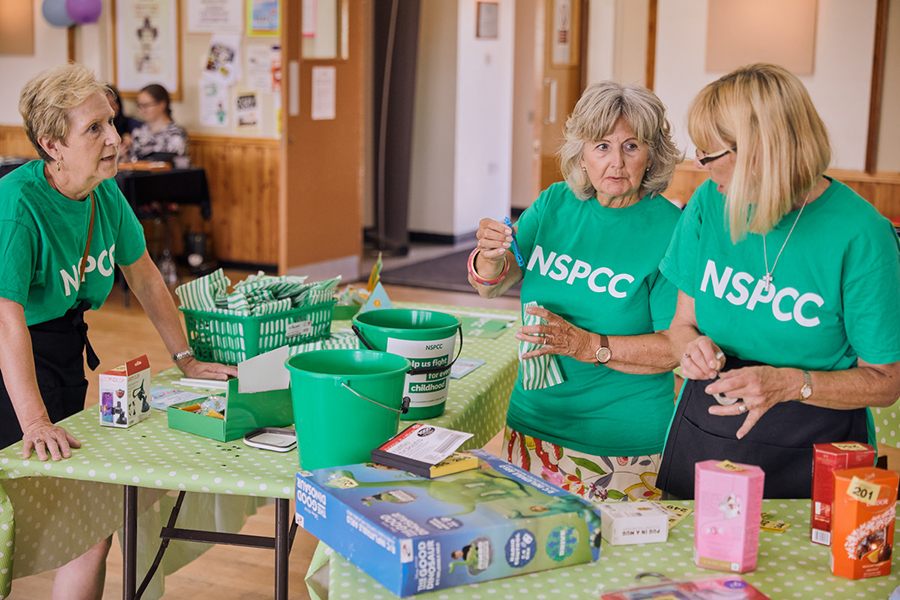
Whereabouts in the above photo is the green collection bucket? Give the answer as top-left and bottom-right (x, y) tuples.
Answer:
(352, 309), (462, 420)
(285, 349), (410, 471)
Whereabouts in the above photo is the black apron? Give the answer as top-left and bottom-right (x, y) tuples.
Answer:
(0, 301), (99, 449)
(656, 355), (869, 499)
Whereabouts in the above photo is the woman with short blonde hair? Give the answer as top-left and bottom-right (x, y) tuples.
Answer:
(658, 63), (900, 499)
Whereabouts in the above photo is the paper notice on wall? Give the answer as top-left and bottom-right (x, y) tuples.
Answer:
(187, 0), (243, 33)
(205, 34), (242, 84)
(199, 74), (230, 128)
(246, 44), (275, 92)
(311, 66), (336, 121)
(552, 0), (572, 65)
(236, 90), (261, 134)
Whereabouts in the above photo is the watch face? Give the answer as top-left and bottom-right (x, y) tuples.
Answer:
(800, 385), (812, 399)
(596, 347), (612, 364)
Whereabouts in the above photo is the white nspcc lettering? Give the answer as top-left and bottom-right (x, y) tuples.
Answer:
(59, 244), (117, 297)
(700, 259), (823, 327)
(526, 244), (635, 298)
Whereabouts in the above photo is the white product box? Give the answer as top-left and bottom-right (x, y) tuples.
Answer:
(599, 501), (669, 545)
(99, 355), (151, 428)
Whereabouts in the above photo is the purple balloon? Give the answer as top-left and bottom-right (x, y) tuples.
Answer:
(42, 0), (73, 27)
(65, 0), (102, 24)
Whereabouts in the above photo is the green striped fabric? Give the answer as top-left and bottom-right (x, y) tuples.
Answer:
(518, 301), (565, 390)
(288, 331), (360, 355)
(175, 269), (230, 311)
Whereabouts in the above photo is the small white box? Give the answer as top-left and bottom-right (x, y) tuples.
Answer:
(99, 355), (151, 428)
(599, 501), (669, 545)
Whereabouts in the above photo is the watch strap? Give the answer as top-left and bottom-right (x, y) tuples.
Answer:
(172, 348), (195, 363)
(798, 370), (812, 400)
(594, 334), (611, 365)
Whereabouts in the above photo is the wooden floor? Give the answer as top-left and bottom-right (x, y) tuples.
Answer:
(8, 270), (519, 600)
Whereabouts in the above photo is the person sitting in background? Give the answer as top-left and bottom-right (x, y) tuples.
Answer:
(470, 81), (683, 502)
(657, 63), (900, 499)
(128, 83), (188, 162)
(105, 84), (141, 159)
(3, 62), (235, 600)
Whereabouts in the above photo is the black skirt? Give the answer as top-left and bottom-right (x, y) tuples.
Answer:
(656, 355), (869, 499)
(0, 301), (99, 449)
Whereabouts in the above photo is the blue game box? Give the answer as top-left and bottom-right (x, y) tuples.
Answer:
(294, 448), (602, 597)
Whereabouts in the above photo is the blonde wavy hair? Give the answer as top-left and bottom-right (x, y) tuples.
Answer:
(559, 81), (682, 201)
(19, 63), (110, 162)
(687, 63), (832, 241)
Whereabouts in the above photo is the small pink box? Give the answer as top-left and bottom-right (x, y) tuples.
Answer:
(694, 460), (765, 573)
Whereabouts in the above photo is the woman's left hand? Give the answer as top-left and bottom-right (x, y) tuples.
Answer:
(177, 357), (238, 380)
(705, 366), (797, 439)
(516, 306), (593, 362)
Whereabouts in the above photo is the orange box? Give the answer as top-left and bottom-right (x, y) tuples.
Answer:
(831, 467), (898, 580)
(811, 442), (876, 546)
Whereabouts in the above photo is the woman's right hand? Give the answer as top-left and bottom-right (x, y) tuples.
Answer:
(680, 335), (725, 380)
(476, 218), (513, 263)
(22, 420), (81, 461)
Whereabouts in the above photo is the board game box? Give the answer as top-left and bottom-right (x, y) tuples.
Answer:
(295, 448), (602, 597)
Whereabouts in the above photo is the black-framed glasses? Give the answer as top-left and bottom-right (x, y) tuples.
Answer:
(136, 101), (160, 110)
(697, 147), (734, 166)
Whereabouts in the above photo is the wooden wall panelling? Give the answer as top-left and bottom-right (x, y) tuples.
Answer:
(0, 125), (39, 158)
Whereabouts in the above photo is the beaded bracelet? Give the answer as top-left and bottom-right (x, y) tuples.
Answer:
(468, 248), (509, 286)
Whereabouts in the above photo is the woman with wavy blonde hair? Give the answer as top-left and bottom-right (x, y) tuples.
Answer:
(657, 63), (900, 499)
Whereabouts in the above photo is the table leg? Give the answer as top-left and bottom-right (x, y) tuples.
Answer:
(123, 486), (138, 600)
(275, 498), (290, 600)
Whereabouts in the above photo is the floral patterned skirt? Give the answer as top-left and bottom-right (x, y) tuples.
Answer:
(504, 426), (662, 502)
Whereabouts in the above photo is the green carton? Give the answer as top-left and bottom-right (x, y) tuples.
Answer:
(166, 378), (293, 442)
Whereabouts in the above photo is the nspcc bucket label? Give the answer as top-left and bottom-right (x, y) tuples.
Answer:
(387, 334), (456, 408)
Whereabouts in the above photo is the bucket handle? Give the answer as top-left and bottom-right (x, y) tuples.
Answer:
(351, 325), (464, 377)
(340, 382), (410, 414)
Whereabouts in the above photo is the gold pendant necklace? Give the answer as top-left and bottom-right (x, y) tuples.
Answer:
(762, 200), (808, 292)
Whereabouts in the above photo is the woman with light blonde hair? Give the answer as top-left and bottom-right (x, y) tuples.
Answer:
(657, 63), (900, 499)
(469, 81), (683, 502)
(3, 62), (235, 599)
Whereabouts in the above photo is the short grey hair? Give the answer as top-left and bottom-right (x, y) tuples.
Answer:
(559, 81), (682, 200)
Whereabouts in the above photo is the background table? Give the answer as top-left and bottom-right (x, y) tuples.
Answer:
(115, 168), (212, 220)
(321, 499), (900, 599)
(0, 304), (519, 600)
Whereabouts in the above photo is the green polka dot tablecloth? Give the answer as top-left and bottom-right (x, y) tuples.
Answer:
(0, 303), (520, 600)
(316, 499), (900, 600)
(873, 406), (900, 448)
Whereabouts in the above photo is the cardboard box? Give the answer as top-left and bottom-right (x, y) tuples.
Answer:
(694, 460), (764, 574)
(166, 378), (292, 442)
(294, 448), (602, 597)
(599, 501), (669, 545)
(831, 467), (898, 580)
(99, 355), (151, 428)
(811, 442), (876, 546)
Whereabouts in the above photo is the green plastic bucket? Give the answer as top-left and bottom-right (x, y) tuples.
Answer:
(285, 349), (410, 471)
(352, 309), (462, 420)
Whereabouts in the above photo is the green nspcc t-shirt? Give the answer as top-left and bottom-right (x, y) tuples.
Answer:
(0, 160), (146, 326)
(660, 178), (900, 371)
(507, 182), (683, 456)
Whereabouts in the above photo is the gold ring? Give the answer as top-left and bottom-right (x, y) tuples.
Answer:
(683, 352), (690, 359)
(33, 438), (44, 446)
(738, 404), (747, 413)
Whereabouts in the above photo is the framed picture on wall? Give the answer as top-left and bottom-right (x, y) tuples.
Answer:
(112, 0), (183, 100)
(476, 2), (499, 39)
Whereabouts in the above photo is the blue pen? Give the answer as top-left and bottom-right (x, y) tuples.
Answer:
(504, 217), (525, 267)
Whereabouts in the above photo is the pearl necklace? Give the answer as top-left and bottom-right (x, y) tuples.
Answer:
(762, 199), (808, 292)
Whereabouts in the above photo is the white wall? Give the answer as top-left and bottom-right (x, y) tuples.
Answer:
(453, 0), (515, 235)
(654, 0), (876, 170)
(878, 0), (900, 172)
(408, 0), (515, 238)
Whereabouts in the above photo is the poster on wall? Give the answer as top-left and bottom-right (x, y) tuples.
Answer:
(205, 34), (242, 84)
(247, 0), (280, 37)
(236, 90), (261, 134)
(311, 66), (335, 121)
(187, 0), (243, 33)
(199, 74), (230, 127)
(302, 0), (316, 37)
(246, 44), (275, 91)
(113, 0), (182, 99)
(552, 0), (572, 66)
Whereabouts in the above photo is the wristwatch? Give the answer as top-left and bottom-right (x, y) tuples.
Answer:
(798, 370), (812, 400)
(594, 334), (611, 365)
(172, 348), (195, 363)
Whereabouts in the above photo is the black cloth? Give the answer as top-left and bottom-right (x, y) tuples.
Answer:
(114, 168), (212, 220)
(657, 356), (869, 499)
(0, 302), (98, 449)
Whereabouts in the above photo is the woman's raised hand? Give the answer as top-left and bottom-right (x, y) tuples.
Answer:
(476, 218), (513, 263)
(516, 306), (594, 362)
